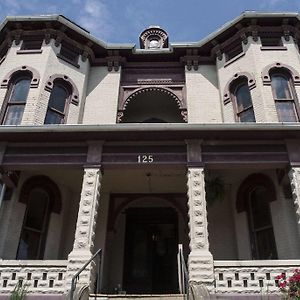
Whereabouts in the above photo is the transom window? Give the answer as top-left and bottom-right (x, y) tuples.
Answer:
(1, 75), (31, 125)
(16, 188), (50, 259)
(44, 81), (71, 124)
(270, 72), (299, 122)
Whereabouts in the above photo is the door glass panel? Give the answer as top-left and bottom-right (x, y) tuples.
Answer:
(17, 230), (41, 260)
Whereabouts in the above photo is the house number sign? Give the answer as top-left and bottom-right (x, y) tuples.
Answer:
(137, 155), (154, 163)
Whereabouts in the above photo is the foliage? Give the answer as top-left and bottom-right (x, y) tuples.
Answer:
(205, 177), (225, 206)
(10, 281), (28, 300)
(276, 270), (300, 299)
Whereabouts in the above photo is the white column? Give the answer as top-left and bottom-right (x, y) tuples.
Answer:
(66, 167), (102, 294)
(187, 167), (214, 292)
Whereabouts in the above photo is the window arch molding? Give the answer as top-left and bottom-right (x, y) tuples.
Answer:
(0, 65), (40, 88)
(45, 74), (79, 106)
(262, 62), (300, 86)
(19, 175), (62, 214)
(236, 173), (276, 213)
(223, 72), (256, 104)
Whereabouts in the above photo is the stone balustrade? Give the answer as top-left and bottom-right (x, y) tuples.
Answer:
(0, 260), (67, 295)
(214, 260), (300, 295)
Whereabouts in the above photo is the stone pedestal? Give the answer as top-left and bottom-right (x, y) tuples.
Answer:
(65, 167), (102, 295)
(187, 167), (214, 291)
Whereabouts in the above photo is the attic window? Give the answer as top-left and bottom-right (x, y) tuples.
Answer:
(261, 36), (283, 47)
(225, 41), (243, 62)
(57, 42), (80, 68)
(21, 37), (43, 50)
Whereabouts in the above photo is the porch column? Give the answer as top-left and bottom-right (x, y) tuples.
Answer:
(186, 140), (214, 292)
(288, 167), (300, 225)
(65, 142), (103, 295)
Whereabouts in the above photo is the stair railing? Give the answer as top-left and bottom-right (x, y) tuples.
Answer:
(177, 244), (190, 300)
(70, 248), (102, 300)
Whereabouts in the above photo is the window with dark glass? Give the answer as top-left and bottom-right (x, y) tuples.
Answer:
(247, 186), (277, 259)
(1, 75), (31, 125)
(58, 42), (80, 66)
(232, 80), (256, 122)
(260, 36), (283, 47)
(225, 39), (243, 61)
(44, 82), (70, 124)
(271, 72), (299, 122)
(21, 37), (43, 50)
(16, 188), (50, 260)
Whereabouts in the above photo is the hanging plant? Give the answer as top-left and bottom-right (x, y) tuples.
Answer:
(205, 177), (225, 206)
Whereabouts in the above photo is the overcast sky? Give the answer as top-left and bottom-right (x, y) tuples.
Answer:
(0, 0), (299, 45)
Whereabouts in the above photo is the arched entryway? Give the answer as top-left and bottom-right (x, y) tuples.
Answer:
(118, 88), (187, 123)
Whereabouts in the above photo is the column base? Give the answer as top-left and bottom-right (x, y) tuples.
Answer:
(188, 250), (214, 292)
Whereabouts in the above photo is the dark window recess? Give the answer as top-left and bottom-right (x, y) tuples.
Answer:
(261, 36), (283, 47)
(58, 43), (80, 65)
(225, 40), (243, 61)
(21, 38), (43, 50)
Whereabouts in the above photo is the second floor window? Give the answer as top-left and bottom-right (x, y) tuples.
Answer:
(271, 72), (299, 122)
(2, 75), (31, 125)
(232, 80), (256, 122)
(44, 81), (70, 124)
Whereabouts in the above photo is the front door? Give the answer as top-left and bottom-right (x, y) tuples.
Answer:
(123, 207), (178, 294)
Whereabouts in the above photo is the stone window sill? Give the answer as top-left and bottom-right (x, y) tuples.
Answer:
(224, 52), (245, 68)
(260, 46), (287, 51)
(57, 53), (80, 68)
(16, 49), (43, 54)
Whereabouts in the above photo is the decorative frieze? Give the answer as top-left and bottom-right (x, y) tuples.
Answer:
(187, 167), (214, 291)
(288, 167), (300, 223)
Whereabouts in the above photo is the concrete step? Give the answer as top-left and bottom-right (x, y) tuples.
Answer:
(89, 294), (185, 300)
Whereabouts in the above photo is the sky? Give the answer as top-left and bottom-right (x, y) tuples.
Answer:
(0, 0), (299, 45)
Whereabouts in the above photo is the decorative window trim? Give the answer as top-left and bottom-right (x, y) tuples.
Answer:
(223, 72), (256, 105)
(45, 74), (79, 106)
(262, 62), (300, 86)
(1, 66), (40, 89)
(19, 175), (61, 214)
(236, 173), (276, 213)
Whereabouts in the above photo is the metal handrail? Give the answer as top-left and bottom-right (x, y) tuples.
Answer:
(70, 248), (102, 300)
(177, 244), (190, 300)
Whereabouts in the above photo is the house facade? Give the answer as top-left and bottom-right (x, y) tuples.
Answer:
(0, 12), (299, 299)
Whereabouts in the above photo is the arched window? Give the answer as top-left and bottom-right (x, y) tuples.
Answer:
(270, 71), (299, 122)
(44, 80), (71, 124)
(1, 74), (31, 125)
(17, 176), (61, 260)
(16, 188), (51, 259)
(237, 174), (277, 260)
(231, 78), (255, 122)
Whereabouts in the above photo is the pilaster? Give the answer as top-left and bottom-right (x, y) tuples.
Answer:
(288, 167), (300, 224)
(187, 167), (214, 291)
(65, 166), (102, 294)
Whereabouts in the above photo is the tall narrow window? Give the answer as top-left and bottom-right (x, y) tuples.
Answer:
(16, 188), (50, 259)
(247, 186), (277, 259)
(44, 81), (71, 124)
(232, 80), (256, 122)
(271, 72), (298, 122)
(2, 75), (31, 125)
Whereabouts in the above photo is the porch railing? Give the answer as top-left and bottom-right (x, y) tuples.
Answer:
(70, 248), (102, 300)
(0, 260), (67, 294)
(177, 244), (189, 300)
(214, 260), (300, 294)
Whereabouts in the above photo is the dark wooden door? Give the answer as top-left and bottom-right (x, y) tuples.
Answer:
(123, 207), (178, 294)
